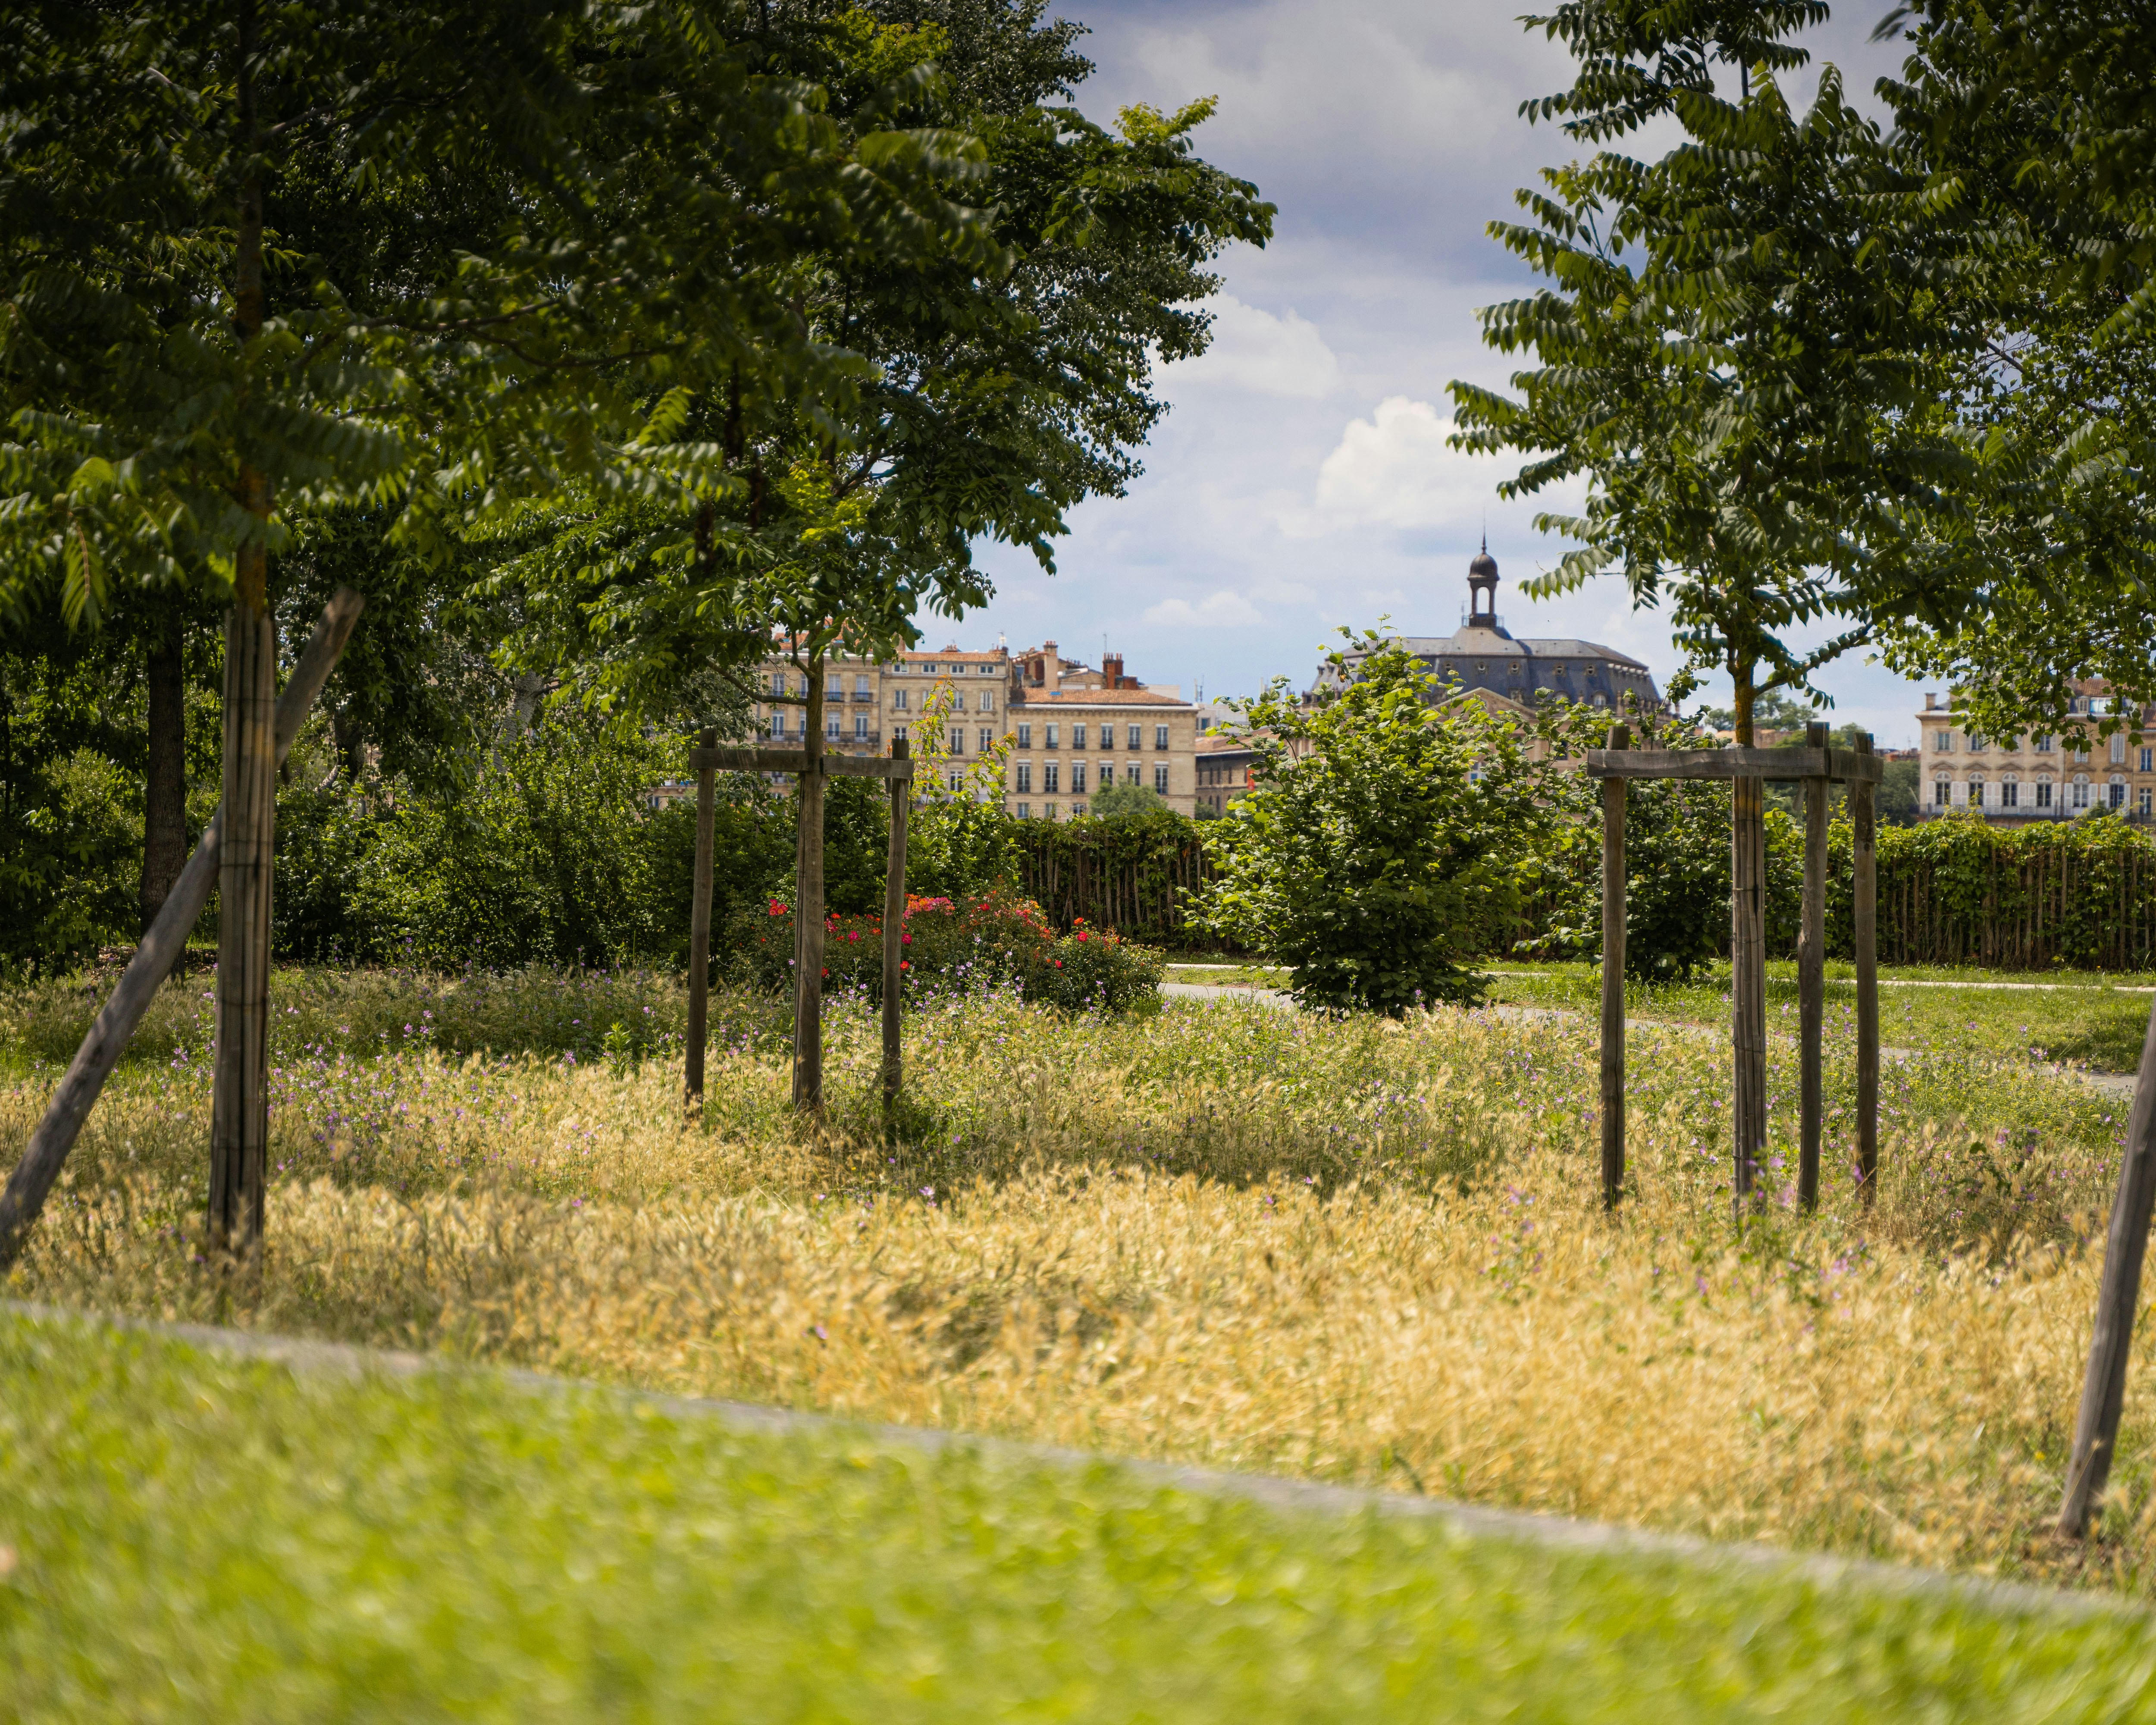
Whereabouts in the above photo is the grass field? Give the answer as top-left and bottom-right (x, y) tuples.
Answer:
(1166, 958), (2156, 1075)
(6, 960), (2156, 1600)
(5, 1310), (2153, 1721)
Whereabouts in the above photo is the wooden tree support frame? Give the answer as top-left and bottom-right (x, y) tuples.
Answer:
(0, 587), (367, 1271)
(681, 738), (914, 1117)
(1586, 724), (1882, 1216)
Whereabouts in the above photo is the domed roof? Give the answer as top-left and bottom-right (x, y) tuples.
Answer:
(1469, 539), (1498, 580)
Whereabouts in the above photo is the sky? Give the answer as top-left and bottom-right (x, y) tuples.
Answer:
(948, 0), (1938, 745)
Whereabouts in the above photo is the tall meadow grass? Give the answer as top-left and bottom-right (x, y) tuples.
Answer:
(3, 963), (2151, 1592)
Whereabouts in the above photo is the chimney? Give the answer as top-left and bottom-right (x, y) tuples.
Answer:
(1924, 693), (1936, 711)
(1103, 652), (1124, 687)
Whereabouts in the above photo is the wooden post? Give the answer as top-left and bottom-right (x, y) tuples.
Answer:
(1600, 720), (1629, 1208)
(1799, 721), (1828, 1211)
(1731, 768), (1768, 1216)
(0, 588), (364, 1271)
(207, 584), (279, 1259)
(882, 737), (910, 1115)
(793, 666), (826, 1111)
(685, 726), (718, 1108)
(1854, 731), (1879, 1204)
(2059, 996), (2156, 1535)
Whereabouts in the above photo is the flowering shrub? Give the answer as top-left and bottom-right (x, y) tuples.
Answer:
(727, 893), (1162, 1011)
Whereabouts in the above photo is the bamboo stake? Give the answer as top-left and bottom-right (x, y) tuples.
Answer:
(1799, 722), (1828, 1211)
(0, 588), (364, 1270)
(882, 738), (910, 1115)
(685, 727), (718, 1108)
(2059, 994), (2156, 1535)
(1854, 733), (1878, 1205)
(1600, 720), (1629, 1208)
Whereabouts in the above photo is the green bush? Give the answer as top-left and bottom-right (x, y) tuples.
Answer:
(730, 891), (1163, 1011)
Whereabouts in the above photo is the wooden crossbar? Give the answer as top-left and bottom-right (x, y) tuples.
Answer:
(1585, 746), (1883, 784)
(688, 746), (915, 780)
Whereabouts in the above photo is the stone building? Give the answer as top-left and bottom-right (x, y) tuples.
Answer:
(1917, 680), (2156, 821)
(1195, 731), (1257, 815)
(1310, 545), (1664, 717)
(1005, 641), (1198, 819)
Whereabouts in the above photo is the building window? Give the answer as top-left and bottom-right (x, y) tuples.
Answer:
(924, 664), (939, 676)
(2112, 778), (2128, 809)
(1127, 724), (1142, 750)
(1071, 762), (1087, 794)
(2143, 788), (2153, 817)
(947, 768), (964, 792)
(1016, 762), (1032, 793)
(854, 674), (870, 696)
(2036, 778), (2053, 808)
(2114, 735), (2129, 765)
(1044, 763), (1059, 794)
(2036, 734), (2054, 753)
(1072, 802), (1086, 817)
(827, 714), (842, 739)
(892, 687), (909, 710)
(2002, 778), (2019, 808)
(1072, 723), (1087, 749)
(2142, 748), (2153, 773)
(1016, 802), (1030, 818)
(1154, 764), (1169, 794)
(978, 728), (993, 753)
(1100, 759), (1113, 787)
(2073, 776), (2090, 809)
(827, 677), (842, 700)
(769, 712), (785, 740)
(980, 691), (995, 712)
(1017, 723), (1031, 749)
(854, 715), (868, 740)
(1045, 723), (1059, 750)
(1933, 731), (1954, 753)
(950, 729), (965, 755)
(1154, 724), (1169, 751)
(1932, 777), (1952, 807)
(1968, 779), (1985, 808)
(1125, 763), (1141, 785)
(892, 724), (908, 744)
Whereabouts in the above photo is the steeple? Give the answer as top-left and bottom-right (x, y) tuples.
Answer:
(1466, 536), (1499, 628)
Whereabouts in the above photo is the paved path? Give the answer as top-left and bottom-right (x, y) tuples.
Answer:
(1159, 982), (2142, 1096)
(1177, 963), (2156, 995)
(4, 1298), (2128, 1623)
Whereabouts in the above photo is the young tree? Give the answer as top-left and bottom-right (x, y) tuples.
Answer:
(0, 0), (981, 1250)
(1191, 634), (1559, 1015)
(1451, 0), (1978, 1193)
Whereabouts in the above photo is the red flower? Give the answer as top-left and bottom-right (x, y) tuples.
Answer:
(1076, 931), (1088, 942)
(1053, 958), (1063, 968)
(847, 931), (859, 943)
(768, 900), (785, 916)
(821, 968), (829, 978)
(902, 933), (911, 944)
(900, 960), (910, 970)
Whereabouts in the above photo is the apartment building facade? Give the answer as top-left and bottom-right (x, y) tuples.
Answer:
(1005, 642), (1198, 819)
(1918, 681), (2156, 821)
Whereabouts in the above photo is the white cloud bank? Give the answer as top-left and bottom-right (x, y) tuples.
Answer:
(1142, 590), (1266, 627)
(1302, 395), (1496, 531)
(1164, 295), (1343, 398)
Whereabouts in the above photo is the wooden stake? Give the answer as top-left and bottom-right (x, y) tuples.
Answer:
(2059, 994), (2156, 1535)
(1731, 769), (1768, 1216)
(793, 666), (826, 1112)
(685, 726), (717, 1108)
(1799, 721), (1828, 1211)
(0, 588), (364, 1271)
(1600, 719), (1629, 1208)
(882, 737), (910, 1115)
(207, 590), (279, 1259)
(1854, 732), (1879, 1204)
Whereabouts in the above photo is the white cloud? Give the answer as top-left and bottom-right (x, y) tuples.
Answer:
(1307, 396), (1496, 530)
(1142, 590), (1266, 627)
(1164, 295), (1341, 398)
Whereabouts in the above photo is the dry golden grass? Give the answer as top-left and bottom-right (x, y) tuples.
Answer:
(6, 973), (2153, 1592)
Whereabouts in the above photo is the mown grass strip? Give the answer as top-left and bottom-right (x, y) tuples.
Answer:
(3, 1309), (2154, 1721)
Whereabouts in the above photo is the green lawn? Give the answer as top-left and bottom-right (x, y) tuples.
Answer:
(3, 1313), (2153, 1721)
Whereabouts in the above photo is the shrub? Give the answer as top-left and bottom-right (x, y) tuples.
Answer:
(1189, 632), (1561, 1013)
(729, 892), (1162, 1010)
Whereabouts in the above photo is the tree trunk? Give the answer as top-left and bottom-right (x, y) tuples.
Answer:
(139, 606), (188, 933)
(1730, 666), (1767, 1216)
(793, 656), (826, 1111)
(1798, 721), (1828, 1210)
(207, 25), (276, 1262)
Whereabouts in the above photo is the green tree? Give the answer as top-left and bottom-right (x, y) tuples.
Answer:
(1190, 634), (1556, 1015)
(1088, 781), (1168, 821)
